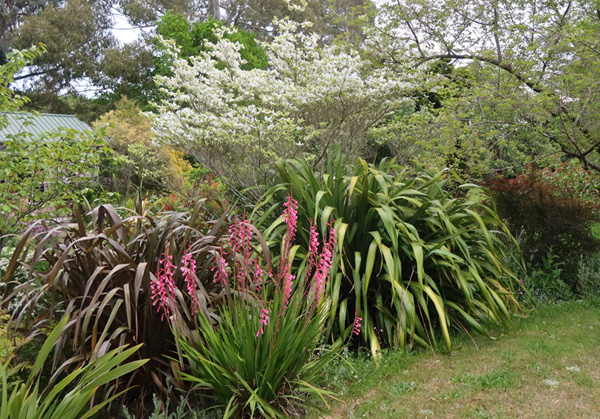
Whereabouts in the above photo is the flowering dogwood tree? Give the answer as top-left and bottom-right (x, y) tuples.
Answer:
(151, 19), (412, 192)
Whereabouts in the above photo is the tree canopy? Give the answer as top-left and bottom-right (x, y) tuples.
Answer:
(374, 0), (600, 173)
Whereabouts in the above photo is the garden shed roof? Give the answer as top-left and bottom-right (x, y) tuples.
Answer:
(0, 112), (90, 140)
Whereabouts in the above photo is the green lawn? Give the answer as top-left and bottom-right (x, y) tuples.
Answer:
(316, 300), (600, 418)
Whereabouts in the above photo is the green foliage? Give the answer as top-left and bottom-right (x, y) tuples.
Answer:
(576, 252), (600, 298)
(377, 0), (600, 173)
(255, 151), (521, 355)
(2, 203), (226, 411)
(0, 46), (44, 121)
(12, 0), (117, 92)
(487, 162), (600, 278)
(0, 315), (147, 419)
(153, 13), (267, 95)
(178, 292), (340, 418)
(0, 310), (18, 362)
(0, 126), (109, 241)
(93, 97), (192, 195)
(122, 393), (221, 419)
(523, 250), (573, 303)
(0, 47), (110, 256)
(451, 369), (516, 390)
(592, 223), (600, 240)
(157, 14), (267, 70)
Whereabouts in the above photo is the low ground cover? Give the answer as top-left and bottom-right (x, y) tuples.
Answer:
(318, 300), (600, 418)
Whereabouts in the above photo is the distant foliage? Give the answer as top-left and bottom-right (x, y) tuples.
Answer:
(94, 98), (191, 195)
(155, 13), (268, 73)
(487, 162), (600, 276)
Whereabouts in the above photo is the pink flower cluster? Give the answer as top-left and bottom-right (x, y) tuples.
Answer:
(152, 249), (178, 320)
(228, 217), (253, 289)
(306, 220), (320, 277)
(282, 195), (298, 255)
(256, 308), (270, 337)
(278, 195), (299, 309)
(352, 315), (362, 336)
(212, 249), (229, 286)
(282, 272), (295, 306)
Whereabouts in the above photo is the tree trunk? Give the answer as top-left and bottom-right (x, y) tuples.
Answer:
(208, 0), (221, 20)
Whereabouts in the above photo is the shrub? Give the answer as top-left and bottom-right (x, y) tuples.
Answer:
(577, 252), (600, 298)
(2, 203), (226, 411)
(254, 151), (521, 355)
(487, 162), (600, 280)
(524, 249), (573, 303)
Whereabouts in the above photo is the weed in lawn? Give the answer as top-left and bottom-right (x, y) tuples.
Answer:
(472, 405), (498, 418)
(387, 381), (418, 396)
(525, 340), (551, 352)
(452, 369), (516, 390)
(498, 349), (515, 361)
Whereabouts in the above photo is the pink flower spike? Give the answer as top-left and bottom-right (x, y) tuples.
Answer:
(283, 272), (295, 306)
(181, 246), (201, 316)
(151, 249), (178, 321)
(306, 220), (320, 277)
(228, 217), (253, 290)
(311, 221), (337, 305)
(352, 316), (362, 336)
(253, 260), (264, 291)
(256, 308), (270, 337)
(212, 249), (229, 286)
(282, 195), (298, 255)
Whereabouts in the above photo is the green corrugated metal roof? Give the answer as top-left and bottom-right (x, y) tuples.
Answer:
(0, 112), (91, 139)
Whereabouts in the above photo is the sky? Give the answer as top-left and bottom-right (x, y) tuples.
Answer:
(110, 13), (151, 44)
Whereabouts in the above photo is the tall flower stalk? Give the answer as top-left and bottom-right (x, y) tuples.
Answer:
(152, 248), (177, 320)
(174, 196), (344, 417)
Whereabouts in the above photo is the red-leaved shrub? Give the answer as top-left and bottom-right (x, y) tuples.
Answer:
(487, 162), (600, 278)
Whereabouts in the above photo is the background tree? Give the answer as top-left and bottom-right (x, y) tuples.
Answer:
(374, 0), (600, 174)
(12, 0), (118, 92)
(152, 19), (412, 195)
(0, 0), (58, 65)
(93, 97), (191, 195)
(0, 48), (108, 255)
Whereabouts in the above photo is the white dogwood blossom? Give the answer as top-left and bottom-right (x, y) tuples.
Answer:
(151, 19), (412, 190)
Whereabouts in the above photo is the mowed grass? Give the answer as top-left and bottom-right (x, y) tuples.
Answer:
(315, 300), (600, 418)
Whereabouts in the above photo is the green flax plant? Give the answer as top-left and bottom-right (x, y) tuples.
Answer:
(0, 315), (147, 419)
(2, 202), (226, 410)
(166, 197), (344, 418)
(253, 152), (522, 355)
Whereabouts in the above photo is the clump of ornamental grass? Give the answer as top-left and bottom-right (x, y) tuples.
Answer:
(153, 197), (347, 418)
(0, 315), (147, 419)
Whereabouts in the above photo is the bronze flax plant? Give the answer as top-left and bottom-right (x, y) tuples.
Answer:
(1, 201), (226, 408)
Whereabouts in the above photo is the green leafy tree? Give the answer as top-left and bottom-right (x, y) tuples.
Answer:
(156, 12), (268, 72)
(375, 0), (600, 174)
(0, 48), (109, 255)
(0, 0), (57, 64)
(93, 97), (191, 195)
